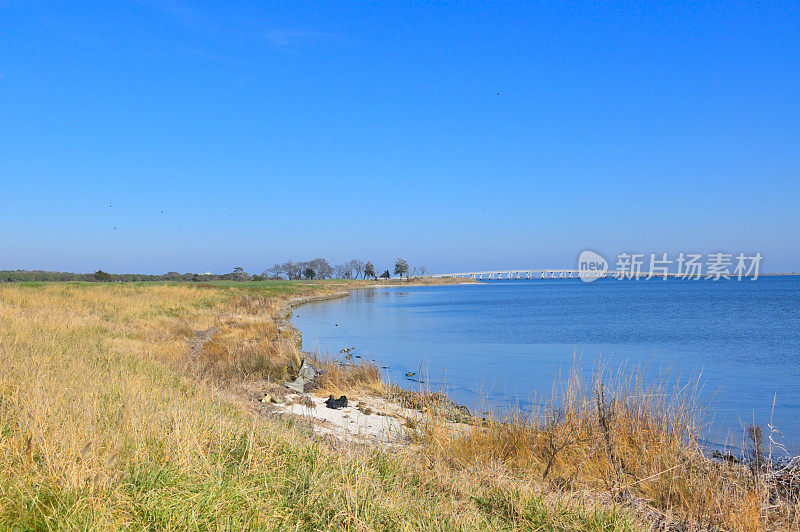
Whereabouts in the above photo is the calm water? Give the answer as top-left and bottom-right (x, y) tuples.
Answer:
(293, 278), (800, 453)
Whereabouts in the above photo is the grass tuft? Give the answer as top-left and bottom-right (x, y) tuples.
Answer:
(407, 367), (799, 530)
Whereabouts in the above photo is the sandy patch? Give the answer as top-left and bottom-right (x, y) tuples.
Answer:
(270, 393), (422, 445)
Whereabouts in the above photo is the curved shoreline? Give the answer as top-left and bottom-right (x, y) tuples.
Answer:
(268, 286), (482, 447)
(267, 284), (800, 530)
(279, 280), (479, 349)
(276, 290), (350, 348)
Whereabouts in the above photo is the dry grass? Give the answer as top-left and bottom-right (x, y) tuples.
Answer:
(407, 368), (800, 530)
(2, 281), (797, 530)
(312, 358), (387, 397)
(196, 320), (302, 382)
(0, 282), (633, 530)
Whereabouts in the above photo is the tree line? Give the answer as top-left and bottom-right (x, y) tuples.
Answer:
(258, 257), (425, 281)
(0, 270), (235, 283)
(0, 258), (427, 283)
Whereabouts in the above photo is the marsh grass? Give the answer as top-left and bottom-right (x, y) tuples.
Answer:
(0, 282), (631, 530)
(5, 281), (795, 530)
(197, 320), (302, 382)
(406, 367), (800, 530)
(311, 357), (387, 398)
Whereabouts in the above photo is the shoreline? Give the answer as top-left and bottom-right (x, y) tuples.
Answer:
(284, 278), (800, 454)
(270, 282), (479, 445)
(269, 285), (800, 529)
(5, 281), (797, 530)
(278, 278), (479, 349)
(278, 282), (800, 459)
(276, 290), (350, 348)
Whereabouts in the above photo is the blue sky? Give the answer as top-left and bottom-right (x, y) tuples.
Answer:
(1, 1), (799, 274)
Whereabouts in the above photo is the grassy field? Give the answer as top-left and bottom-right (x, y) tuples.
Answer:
(0, 281), (632, 530)
(0, 281), (796, 530)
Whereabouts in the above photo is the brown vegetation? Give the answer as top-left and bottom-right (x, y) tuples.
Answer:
(404, 370), (799, 530)
(0, 280), (796, 530)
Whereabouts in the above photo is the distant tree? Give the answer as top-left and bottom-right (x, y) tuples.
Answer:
(379, 269), (390, 279)
(281, 260), (302, 280)
(308, 258), (333, 279)
(0, 269), (250, 283)
(348, 259), (365, 279)
(418, 266), (427, 277)
(303, 267), (316, 280)
(232, 267), (249, 281)
(277, 261), (289, 280)
(364, 261), (377, 280)
(297, 261), (310, 278)
(334, 263), (351, 279)
(94, 270), (112, 282)
(394, 258), (409, 280)
(266, 264), (283, 279)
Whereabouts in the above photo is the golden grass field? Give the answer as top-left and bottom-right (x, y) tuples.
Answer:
(0, 281), (796, 530)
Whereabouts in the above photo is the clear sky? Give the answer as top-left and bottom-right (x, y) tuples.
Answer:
(1, 1), (799, 274)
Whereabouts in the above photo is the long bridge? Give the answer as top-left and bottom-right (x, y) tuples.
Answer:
(427, 269), (621, 280)
(426, 268), (794, 280)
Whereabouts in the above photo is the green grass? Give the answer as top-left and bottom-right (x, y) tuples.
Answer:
(4, 425), (634, 530)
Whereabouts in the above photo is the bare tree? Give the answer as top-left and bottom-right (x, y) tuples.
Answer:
(296, 261), (309, 279)
(283, 260), (302, 280)
(265, 264), (283, 279)
(348, 259), (365, 279)
(334, 263), (351, 279)
(308, 258), (333, 279)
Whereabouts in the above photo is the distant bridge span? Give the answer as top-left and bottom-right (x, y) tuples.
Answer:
(426, 269), (795, 280)
(427, 269), (620, 280)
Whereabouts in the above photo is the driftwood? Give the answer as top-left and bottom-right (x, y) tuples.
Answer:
(770, 456), (800, 501)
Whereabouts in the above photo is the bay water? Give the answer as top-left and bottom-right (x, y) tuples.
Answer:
(293, 277), (800, 453)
